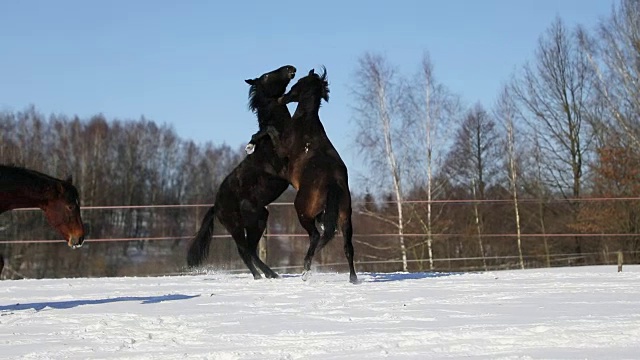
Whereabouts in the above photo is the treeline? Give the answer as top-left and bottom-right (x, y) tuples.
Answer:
(2, 1), (639, 279)
(348, 0), (640, 272)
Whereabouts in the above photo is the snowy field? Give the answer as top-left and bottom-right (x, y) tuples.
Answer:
(1, 266), (639, 359)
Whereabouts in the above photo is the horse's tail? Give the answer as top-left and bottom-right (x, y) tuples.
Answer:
(318, 182), (342, 250)
(187, 205), (217, 267)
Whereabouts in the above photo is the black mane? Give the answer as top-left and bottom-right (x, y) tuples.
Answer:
(305, 67), (330, 104)
(248, 84), (283, 130)
(0, 164), (77, 198)
(247, 80), (289, 130)
(318, 66), (330, 102)
(247, 83), (260, 113)
(2, 164), (60, 183)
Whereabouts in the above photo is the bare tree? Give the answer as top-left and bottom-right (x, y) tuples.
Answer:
(352, 53), (408, 271)
(512, 17), (596, 260)
(402, 53), (460, 270)
(579, 0), (640, 147)
(444, 103), (501, 271)
(495, 86), (525, 269)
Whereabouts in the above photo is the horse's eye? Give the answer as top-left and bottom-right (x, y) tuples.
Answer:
(67, 204), (75, 211)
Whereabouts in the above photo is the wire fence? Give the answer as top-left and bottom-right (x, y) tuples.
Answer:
(2, 197), (639, 278)
(3, 232), (640, 245)
(5, 196), (640, 244)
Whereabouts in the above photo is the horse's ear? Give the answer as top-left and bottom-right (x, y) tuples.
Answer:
(308, 69), (315, 76)
(245, 79), (257, 85)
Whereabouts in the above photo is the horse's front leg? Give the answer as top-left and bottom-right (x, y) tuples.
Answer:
(265, 126), (280, 149)
(245, 126), (280, 154)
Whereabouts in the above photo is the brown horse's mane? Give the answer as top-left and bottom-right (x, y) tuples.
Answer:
(0, 164), (77, 201)
(1, 164), (65, 184)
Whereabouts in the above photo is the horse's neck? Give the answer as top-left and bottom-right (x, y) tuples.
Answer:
(284, 106), (336, 162)
(257, 102), (287, 132)
(0, 195), (42, 213)
(0, 171), (53, 211)
(302, 94), (322, 114)
(291, 102), (326, 135)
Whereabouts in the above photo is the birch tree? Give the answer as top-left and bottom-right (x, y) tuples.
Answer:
(403, 53), (460, 270)
(494, 86), (525, 269)
(352, 53), (408, 271)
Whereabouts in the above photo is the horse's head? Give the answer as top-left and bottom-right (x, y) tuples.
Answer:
(278, 67), (330, 105)
(245, 65), (297, 111)
(43, 177), (85, 249)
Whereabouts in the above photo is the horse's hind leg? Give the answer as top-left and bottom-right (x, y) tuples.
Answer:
(230, 228), (263, 280)
(341, 215), (358, 284)
(294, 189), (325, 281)
(240, 200), (279, 279)
(297, 214), (321, 281)
(245, 207), (279, 279)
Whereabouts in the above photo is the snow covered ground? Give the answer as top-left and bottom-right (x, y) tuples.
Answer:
(1, 266), (639, 359)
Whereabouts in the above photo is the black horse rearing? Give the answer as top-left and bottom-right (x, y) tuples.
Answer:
(277, 68), (358, 283)
(187, 65), (296, 279)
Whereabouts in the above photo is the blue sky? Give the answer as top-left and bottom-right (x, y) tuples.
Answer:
(0, 0), (613, 184)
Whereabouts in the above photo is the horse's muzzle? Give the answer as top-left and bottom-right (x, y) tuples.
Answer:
(68, 235), (85, 249)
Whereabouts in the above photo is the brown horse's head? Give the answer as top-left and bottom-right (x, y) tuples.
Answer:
(278, 67), (329, 106)
(42, 176), (85, 249)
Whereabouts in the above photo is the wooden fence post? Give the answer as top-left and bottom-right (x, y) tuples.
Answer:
(259, 205), (268, 262)
(617, 251), (623, 272)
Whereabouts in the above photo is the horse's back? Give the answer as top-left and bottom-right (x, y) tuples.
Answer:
(216, 146), (289, 208)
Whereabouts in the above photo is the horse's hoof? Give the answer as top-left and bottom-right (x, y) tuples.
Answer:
(301, 271), (311, 281)
(349, 275), (359, 284)
(245, 143), (255, 154)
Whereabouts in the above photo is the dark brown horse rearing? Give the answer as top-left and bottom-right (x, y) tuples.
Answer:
(277, 68), (358, 283)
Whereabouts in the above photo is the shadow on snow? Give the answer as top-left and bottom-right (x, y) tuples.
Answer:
(0, 293), (200, 312)
(198, 272), (467, 283)
(365, 272), (464, 283)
